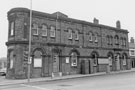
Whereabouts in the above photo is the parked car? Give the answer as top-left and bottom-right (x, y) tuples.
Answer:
(0, 68), (6, 76)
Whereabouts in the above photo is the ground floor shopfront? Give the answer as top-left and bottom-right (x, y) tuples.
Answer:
(6, 43), (131, 79)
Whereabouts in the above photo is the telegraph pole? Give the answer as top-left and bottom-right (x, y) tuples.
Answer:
(28, 0), (32, 82)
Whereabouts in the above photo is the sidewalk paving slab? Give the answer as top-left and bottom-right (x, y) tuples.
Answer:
(0, 68), (134, 86)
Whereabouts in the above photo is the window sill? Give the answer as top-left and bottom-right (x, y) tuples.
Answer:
(89, 40), (93, 42)
(33, 34), (39, 36)
(42, 35), (47, 37)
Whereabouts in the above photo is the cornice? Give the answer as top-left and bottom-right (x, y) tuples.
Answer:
(6, 41), (129, 52)
(8, 7), (128, 33)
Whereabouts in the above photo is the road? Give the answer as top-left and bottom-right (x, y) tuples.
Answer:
(0, 72), (135, 90)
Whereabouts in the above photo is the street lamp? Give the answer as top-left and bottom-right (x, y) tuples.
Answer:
(27, 0), (32, 82)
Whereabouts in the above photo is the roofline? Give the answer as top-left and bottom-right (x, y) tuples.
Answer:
(8, 7), (129, 33)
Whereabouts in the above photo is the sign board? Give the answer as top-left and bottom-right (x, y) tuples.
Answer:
(98, 58), (109, 64)
(66, 57), (69, 63)
(34, 58), (42, 67)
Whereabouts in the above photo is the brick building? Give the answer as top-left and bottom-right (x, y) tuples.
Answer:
(6, 8), (131, 79)
(129, 37), (135, 68)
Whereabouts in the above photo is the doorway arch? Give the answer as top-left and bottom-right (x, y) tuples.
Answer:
(91, 51), (99, 73)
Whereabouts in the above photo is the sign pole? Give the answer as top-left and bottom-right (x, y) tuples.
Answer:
(28, 0), (32, 83)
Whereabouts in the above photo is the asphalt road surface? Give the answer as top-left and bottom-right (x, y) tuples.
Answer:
(0, 72), (135, 90)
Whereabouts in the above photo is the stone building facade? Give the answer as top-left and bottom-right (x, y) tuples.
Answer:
(6, 8), (131, 79)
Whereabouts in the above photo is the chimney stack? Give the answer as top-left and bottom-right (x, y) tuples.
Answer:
(93, 18), (99, 24)
(116, 20), (121, 29)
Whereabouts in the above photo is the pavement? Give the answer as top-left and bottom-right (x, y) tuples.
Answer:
(0, 68), (135, 86)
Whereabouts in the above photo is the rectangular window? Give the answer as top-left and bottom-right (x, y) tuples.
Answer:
(42, 25), (47, 36)
(10, 59), (13, 69)
(50, 26), (55, 37)
(130, 50), (135, 56)
(68, 29), (72, 39)
(10, 22), (14, 36)
(32, 24), (38, 35)
(124, 39), (126, 46)
(95, 34), (98, 42)
(75, 30), (79, 40)
(89, 32), (92, 41)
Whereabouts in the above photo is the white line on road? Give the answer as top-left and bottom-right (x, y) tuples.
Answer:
(21, 84), (52, 90)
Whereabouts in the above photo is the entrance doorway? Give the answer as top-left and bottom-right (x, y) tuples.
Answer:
(32, 50), (43, 78)
(116, 54), (120, 71)
(53, 55), (59, 73)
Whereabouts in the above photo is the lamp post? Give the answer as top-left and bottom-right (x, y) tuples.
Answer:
(28, 0), (32, 82)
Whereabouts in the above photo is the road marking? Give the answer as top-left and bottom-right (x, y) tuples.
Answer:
(21, 84), (51, 90)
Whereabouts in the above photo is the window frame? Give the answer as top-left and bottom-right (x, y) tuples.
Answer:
(10, 21), (15, 36)
(32, 23), (39, 35)
(122, 54), (127, 65)
(89, 32), (93, 42)
(123, 38), (126, 46)
(50, 26), (56, 38)
(94, 33), (98, 42)
(115, 35), (119, 45)
(75, 30), (79, 40)
(41, 24), (48, 37)
(130, 49), (135, 56)
(71, 52), (78, 67)
(68, 28), (73, 40)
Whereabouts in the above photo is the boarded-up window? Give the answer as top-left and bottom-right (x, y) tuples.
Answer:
(34, 50), (42, 67)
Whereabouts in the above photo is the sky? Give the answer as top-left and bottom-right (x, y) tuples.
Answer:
(0, 0), (135, 58)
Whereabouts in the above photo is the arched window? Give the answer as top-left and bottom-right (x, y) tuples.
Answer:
(107, 35), (113, 45)
(33, 50), (42, 67)
(10, 22), (14, 36)
(9, 51), (14, 69)
(70, 52), (78, 66)
(122, 54), (127, 65)
(42, 24), (47, 36)
(91, 52), (98, 66)
(115, 35), (119, 45)
(94, 33), (98, 42)
(75, 30), (79, 40)
(123, 38), (126, 46)
(89, 32), (93, 41)
(110, 36), (113, 45)
(107, 35), (110, 45)
(108, 52), (113, 66)
(120, 37), (123, 46)
(68, 28), (72, 39)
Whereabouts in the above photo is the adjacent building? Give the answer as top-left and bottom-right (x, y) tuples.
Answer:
(0, 57), (7, 70)
(129, 37), (135, 68)
(6, 8), (131, 79)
